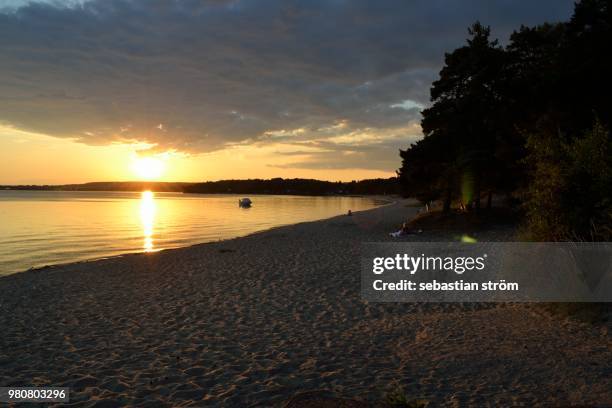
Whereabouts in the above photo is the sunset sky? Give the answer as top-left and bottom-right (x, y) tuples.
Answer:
(0, 0), (573, 184)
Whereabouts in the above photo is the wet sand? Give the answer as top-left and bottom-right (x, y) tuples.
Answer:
(0, 200), (610, 406)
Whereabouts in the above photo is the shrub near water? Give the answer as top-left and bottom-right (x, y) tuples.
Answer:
(522, 120), (612, 241)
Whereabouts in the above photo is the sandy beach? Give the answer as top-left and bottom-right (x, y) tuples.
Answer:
(0, 199), (610, 407)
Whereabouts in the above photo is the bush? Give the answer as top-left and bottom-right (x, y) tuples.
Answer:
(522, 120), (612, 241)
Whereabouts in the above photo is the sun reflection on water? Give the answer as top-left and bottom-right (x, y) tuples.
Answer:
(140, 191), (156, 252)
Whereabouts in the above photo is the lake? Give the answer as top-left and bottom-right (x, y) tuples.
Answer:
(0, 190), (382, 275)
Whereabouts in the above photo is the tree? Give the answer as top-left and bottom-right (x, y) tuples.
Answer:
(398, 0), (612, 240)
(398, 134), (456, 210)
(400, 22), (506, 212)
(522, 120), (612, 241)
(560, 0), (612, 131)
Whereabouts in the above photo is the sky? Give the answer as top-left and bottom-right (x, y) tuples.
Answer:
(0, 0), (574, 184)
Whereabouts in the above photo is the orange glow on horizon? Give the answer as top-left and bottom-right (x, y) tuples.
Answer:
(0, 125), (398, 184)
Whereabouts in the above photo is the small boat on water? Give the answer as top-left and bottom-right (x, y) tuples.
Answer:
(238, 198), (252, 208)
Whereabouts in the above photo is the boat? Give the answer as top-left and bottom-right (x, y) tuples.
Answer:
(238, 198), (252, 208)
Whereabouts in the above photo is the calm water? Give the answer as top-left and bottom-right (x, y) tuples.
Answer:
(0, 190), (381, 275)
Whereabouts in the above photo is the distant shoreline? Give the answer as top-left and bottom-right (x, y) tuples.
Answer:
(0, 177), (400, 196)
(0, 188), (394, 198)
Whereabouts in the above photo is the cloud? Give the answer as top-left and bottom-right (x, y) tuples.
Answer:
(0, 0), (574, 170)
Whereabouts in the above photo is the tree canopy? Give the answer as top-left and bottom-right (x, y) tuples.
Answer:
(398, 0), (612, 240)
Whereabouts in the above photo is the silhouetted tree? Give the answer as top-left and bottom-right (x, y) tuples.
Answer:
(560, 0), (612, 131)
(182, 178), (399, 195)
(400, 22), (506, 212)
(398, 135), (454, 209)
(398, 0), (612, 239)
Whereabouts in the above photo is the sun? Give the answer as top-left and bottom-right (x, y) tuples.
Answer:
(131, 156), (165, 180)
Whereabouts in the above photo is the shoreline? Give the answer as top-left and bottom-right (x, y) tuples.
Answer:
(1, 199), (610, 406)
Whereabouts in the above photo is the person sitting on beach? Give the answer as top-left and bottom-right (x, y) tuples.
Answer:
(390, 222), (410, 237)
(390, 222), (422, 237)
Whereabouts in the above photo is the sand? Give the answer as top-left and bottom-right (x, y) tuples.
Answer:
(0, 199), (610, 407)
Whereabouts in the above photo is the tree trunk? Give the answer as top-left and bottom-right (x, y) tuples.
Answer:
(473, 172), (481, 212)
(443, 188), (452, 213)
(486, 191), (493, 209)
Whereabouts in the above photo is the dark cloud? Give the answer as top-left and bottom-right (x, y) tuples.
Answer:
(0, 0), (574, 170)
(267, 130), (424, 170)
